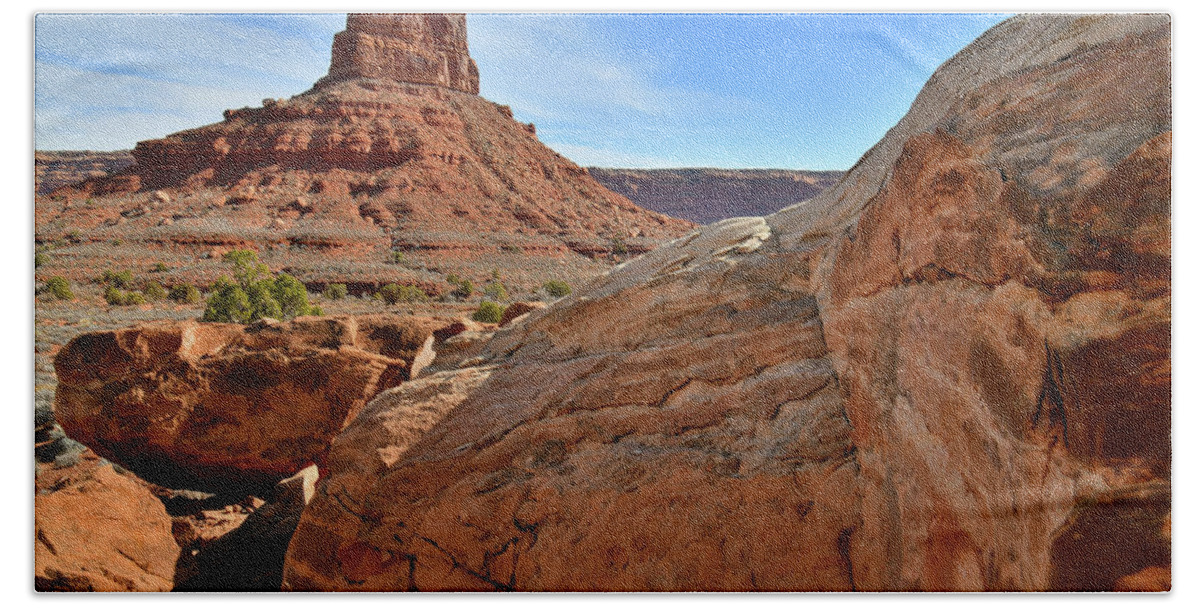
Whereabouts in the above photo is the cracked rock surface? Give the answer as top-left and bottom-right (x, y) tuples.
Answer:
(283, 14), (1170, 591)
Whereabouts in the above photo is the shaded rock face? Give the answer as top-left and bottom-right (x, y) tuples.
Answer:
(173, 466), (319, 591)
(283, 14), (1170, 591)
(53, 315), (443, 495)
(38, 13), (692, 290)
(321, 14), (479, 94)
(35, 450), (180, 591)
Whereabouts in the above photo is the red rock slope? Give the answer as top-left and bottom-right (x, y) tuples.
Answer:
(282, 14), (1170, 591)
(36, 14), (692, 289)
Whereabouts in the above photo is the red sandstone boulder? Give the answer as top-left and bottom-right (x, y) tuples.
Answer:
(54, 315), (444, 494)
(35, 450), (180, 591)
(282, 14), (1170, 591)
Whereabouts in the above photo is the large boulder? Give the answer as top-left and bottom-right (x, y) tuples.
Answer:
(35, 450), (180, 591)
(283, 14), (1169, 592)
(54, 315), (443, 494)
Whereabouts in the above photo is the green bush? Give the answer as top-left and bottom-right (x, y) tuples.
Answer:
(271, 273), (313, 319)
(104, 286), (125, 305)
(610, 237), (628, 257)
(471, 300), (506, 324)
(169, 284), (202, 305)
(310, 305), (324, 317)
(152, 262), (169, 273)
(142, 281), (167, 301)
(202, 278), (251, 323)
(323, 283), (348, 300)
(44, 276), (73, 301)
(484, 280), (508, 302)
(202, 254), (315, 323)
(543, 280), (572, 298)
(447, 274), (474, 300)
(124, 292), (146, 306)
(245, 281), (283, 321)
(223, 249), (270, 288)
(101, 269), (135, 289)
(379, 283), (427, 305)
(388, 250), (406, 265)
(35, 251), (47, 268)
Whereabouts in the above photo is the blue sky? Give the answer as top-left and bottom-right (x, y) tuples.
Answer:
(35, 12), (1008, 170)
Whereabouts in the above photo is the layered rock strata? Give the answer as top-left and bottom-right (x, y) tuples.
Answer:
(37, 13), (691, 289)
(282, 14), (1170, 591)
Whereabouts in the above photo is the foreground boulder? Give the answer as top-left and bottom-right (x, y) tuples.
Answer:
(36, 450), (179, 591)
(54, 315), (443, 494)
(283, 14), (1169, 591)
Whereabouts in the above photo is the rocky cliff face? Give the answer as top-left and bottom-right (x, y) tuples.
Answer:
(588, 168), (843, 224)
(36, 13), (692, 290)
(282, 14), (1171, 591)
(319, 13), (479, 94)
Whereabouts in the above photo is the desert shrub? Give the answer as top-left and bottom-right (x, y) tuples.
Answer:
(152, 262), (169, 273)
(543, 280), (572, 298)
(169, 284), (202, 305)
(111, 239), (123, 247)
(44, 276), (73, 301)
(471, 300), (505, 324)
(124, 292), (146, 306)
(270, 273), (313, 319)
(101, 269), (135, 289)
(484, 280), (508, 302)
(323, 283), (348, 300)
(223, 249), (270, 288)
(610, 237), (628, 257)
(379, 283), (427, 305)
(310, 305), (324, 317)
(388, 250), (406, 265)
(35, 251), (47, 268)
(202, 278), (251, 323)
(104, 286), (125, 305)
(142, 281), (167, 301)
(245, 281), (283, 321)
(203, 253), (314, 323)
(447, 274), (474, 300)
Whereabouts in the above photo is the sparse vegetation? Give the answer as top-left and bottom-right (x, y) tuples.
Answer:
(447, 273), (474, 300)
(152, 262), (169, 273)
(35, 250), (47, 268)
(104, 286), (145, 306)
(202, 250), (315, 323)
(472, 300), (506, 324)
(379, 283), (428, 305)
(484, 280), (509, 302)
(323, 283), (348, 300)
(142, 281), (167, 301)
(101, 269), (135, 290)
(388, 250), (407, 265)
(111, 239), (123, 247)
(44, 276), (73, 301)
(169, 284), (202, 305)
(543, 280), (572, 298)
(202, 278), (251, 322)
(610, 236), (628, 257)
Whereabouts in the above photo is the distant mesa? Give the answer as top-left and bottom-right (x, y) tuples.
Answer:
(37, 13), (693, 288)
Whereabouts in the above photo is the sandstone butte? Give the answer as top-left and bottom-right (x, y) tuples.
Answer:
(281, 14), (1171, 591)
(53, 314), (447, 495)
(35, 13), (692, 290)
